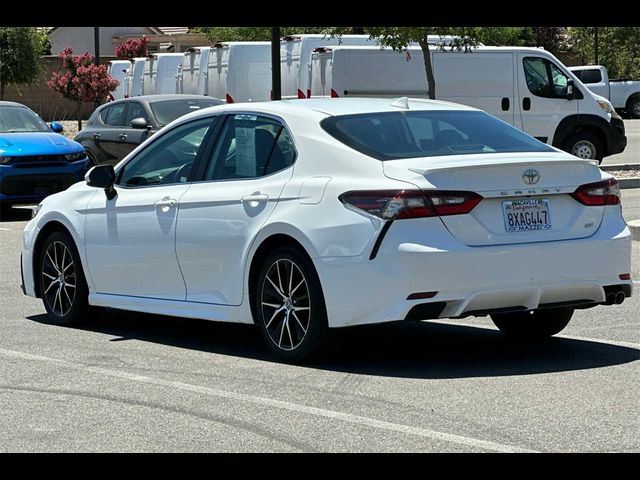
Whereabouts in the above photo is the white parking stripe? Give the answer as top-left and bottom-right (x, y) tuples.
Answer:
(0, 346), (535, 453)
(430, 320), (640, 349)
(0, 227), (12, 231)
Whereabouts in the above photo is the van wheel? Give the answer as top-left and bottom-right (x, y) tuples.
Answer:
(38, 230), (90, 326)
(564, 132), (604, 162)
(491, 308), (574, 341)
(628, 97), (640, 119)
(255, 247), (328, 363)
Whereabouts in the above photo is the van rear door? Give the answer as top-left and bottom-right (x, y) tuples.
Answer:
(433, 52), (516, 127)
(516, 53), (578, 145)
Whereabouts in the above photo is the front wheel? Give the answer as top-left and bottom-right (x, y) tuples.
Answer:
(563, 132), (604, 163)
(491, 307), (574, 341)
(255, 247), (328, 363)
(38, 230), (90, 326)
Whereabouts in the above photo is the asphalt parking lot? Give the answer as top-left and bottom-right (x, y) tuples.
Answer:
(1, 120), (638, 452)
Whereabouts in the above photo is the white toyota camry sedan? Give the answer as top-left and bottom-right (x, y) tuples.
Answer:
(21, 98), (632, 361)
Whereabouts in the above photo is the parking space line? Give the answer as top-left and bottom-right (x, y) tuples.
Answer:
(0, 227), (13, 231)
(0, 346), (536, 453)
(430, 320), (640, 349)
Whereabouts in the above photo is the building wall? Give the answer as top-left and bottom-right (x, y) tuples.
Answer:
(3, 56), (117, 122)
(49, 27), (154, 56)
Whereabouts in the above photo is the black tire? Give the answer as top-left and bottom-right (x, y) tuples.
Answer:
(563, 132), (604, 163)
(85, 149), (99, 166)
(491, 307), (574, 341)
(254, 246), (328, 363)
(627, 96), (640, 119)
(38, 230), (90, 326)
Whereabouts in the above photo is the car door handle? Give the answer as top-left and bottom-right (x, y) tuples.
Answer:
(118, 134), (127, 141)
(93, 133), (101, 141)
(523, 97), (531, 111)
(154, 198), (177, 211)
(501, 97), (510, 111)
(241, 194), (269, 204)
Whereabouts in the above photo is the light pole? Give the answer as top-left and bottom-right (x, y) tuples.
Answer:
(594, 27), (599, 65)
(94, 27), (100, 66)
(271, 27), (281, 100)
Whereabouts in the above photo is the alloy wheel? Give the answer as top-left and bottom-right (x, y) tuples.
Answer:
(260, 259), (311, 351)
(42, 241), (77, 317)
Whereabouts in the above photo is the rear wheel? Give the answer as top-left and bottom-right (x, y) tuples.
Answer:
(564, 132), (604, 163)
(627, 97), (640, 119)
(255, 247), (328, 363)
(38, 230), (90, 326)
(491, 307), (574, 341)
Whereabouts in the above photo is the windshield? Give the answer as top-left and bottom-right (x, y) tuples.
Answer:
(321, 110), (554, 160)
(150, 99), (221, 126)
(0, 106), (50, 133)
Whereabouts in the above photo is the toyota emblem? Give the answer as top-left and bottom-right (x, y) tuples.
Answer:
(522, 169), (540, 185)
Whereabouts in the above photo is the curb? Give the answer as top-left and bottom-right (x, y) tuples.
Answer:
(629, 220), (640, 242)
(618, 177), (640, 189)
(601, 163), (640, 172)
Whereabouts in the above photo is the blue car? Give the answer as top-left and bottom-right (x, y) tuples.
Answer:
(0, 101), (90, 210)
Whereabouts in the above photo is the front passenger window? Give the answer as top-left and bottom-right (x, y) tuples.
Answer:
(116, 118), (213, 187)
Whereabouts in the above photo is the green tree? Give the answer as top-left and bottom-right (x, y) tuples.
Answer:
(569, 27), (640, 79)
(0, 27), (45, 100)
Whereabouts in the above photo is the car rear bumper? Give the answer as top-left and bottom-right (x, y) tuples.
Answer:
(314, 209), (632, 328)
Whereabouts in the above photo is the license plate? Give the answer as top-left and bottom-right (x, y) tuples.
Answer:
(502, 199), (551, 232)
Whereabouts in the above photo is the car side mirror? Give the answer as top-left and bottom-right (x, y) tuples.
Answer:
(85, 164), (117, 200)
(566, 80), (575, 100)
(130, 117), (150, 130)
(49, 121), (64, 133)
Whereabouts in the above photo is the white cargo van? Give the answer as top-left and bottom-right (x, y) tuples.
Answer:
(280, 34), (376, 98)
(141, 53), (183, 95)
(309, 46), (627, 161)
(202, 36), (377, 102)
(107, 60), (133, 100)
(128, 57), (146, 97)
(180, 46), (212, 95)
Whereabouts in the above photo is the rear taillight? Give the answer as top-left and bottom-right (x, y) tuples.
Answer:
(297, 89), (306, 99)
(339, 190), (482, 220)
(331, 89), (339, 98)
(226, 93), (234, 103)
(571, 178), (620, 206)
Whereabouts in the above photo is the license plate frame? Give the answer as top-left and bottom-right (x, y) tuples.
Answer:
(502, 198), (552, 232)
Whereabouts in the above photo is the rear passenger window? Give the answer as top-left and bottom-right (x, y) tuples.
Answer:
(102, 104), (127, 126)
(203, 115), (296, 181)
(578, 69), (602, 84)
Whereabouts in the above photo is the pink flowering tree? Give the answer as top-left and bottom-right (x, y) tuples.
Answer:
(115, 36), (150, 60)
(47, 48), (119, 130)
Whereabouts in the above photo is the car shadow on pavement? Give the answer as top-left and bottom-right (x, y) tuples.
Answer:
(26, 309), (639, 379)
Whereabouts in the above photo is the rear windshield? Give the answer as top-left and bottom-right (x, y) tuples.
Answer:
(150, 99), (222, 126)
(320, 110), (554, 160)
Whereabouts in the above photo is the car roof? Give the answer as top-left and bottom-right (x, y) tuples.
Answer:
(214, 97), (480, 117)
(102, 95), (224, 108)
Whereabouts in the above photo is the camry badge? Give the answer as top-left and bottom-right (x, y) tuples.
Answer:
(522, 169), (540, 185)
